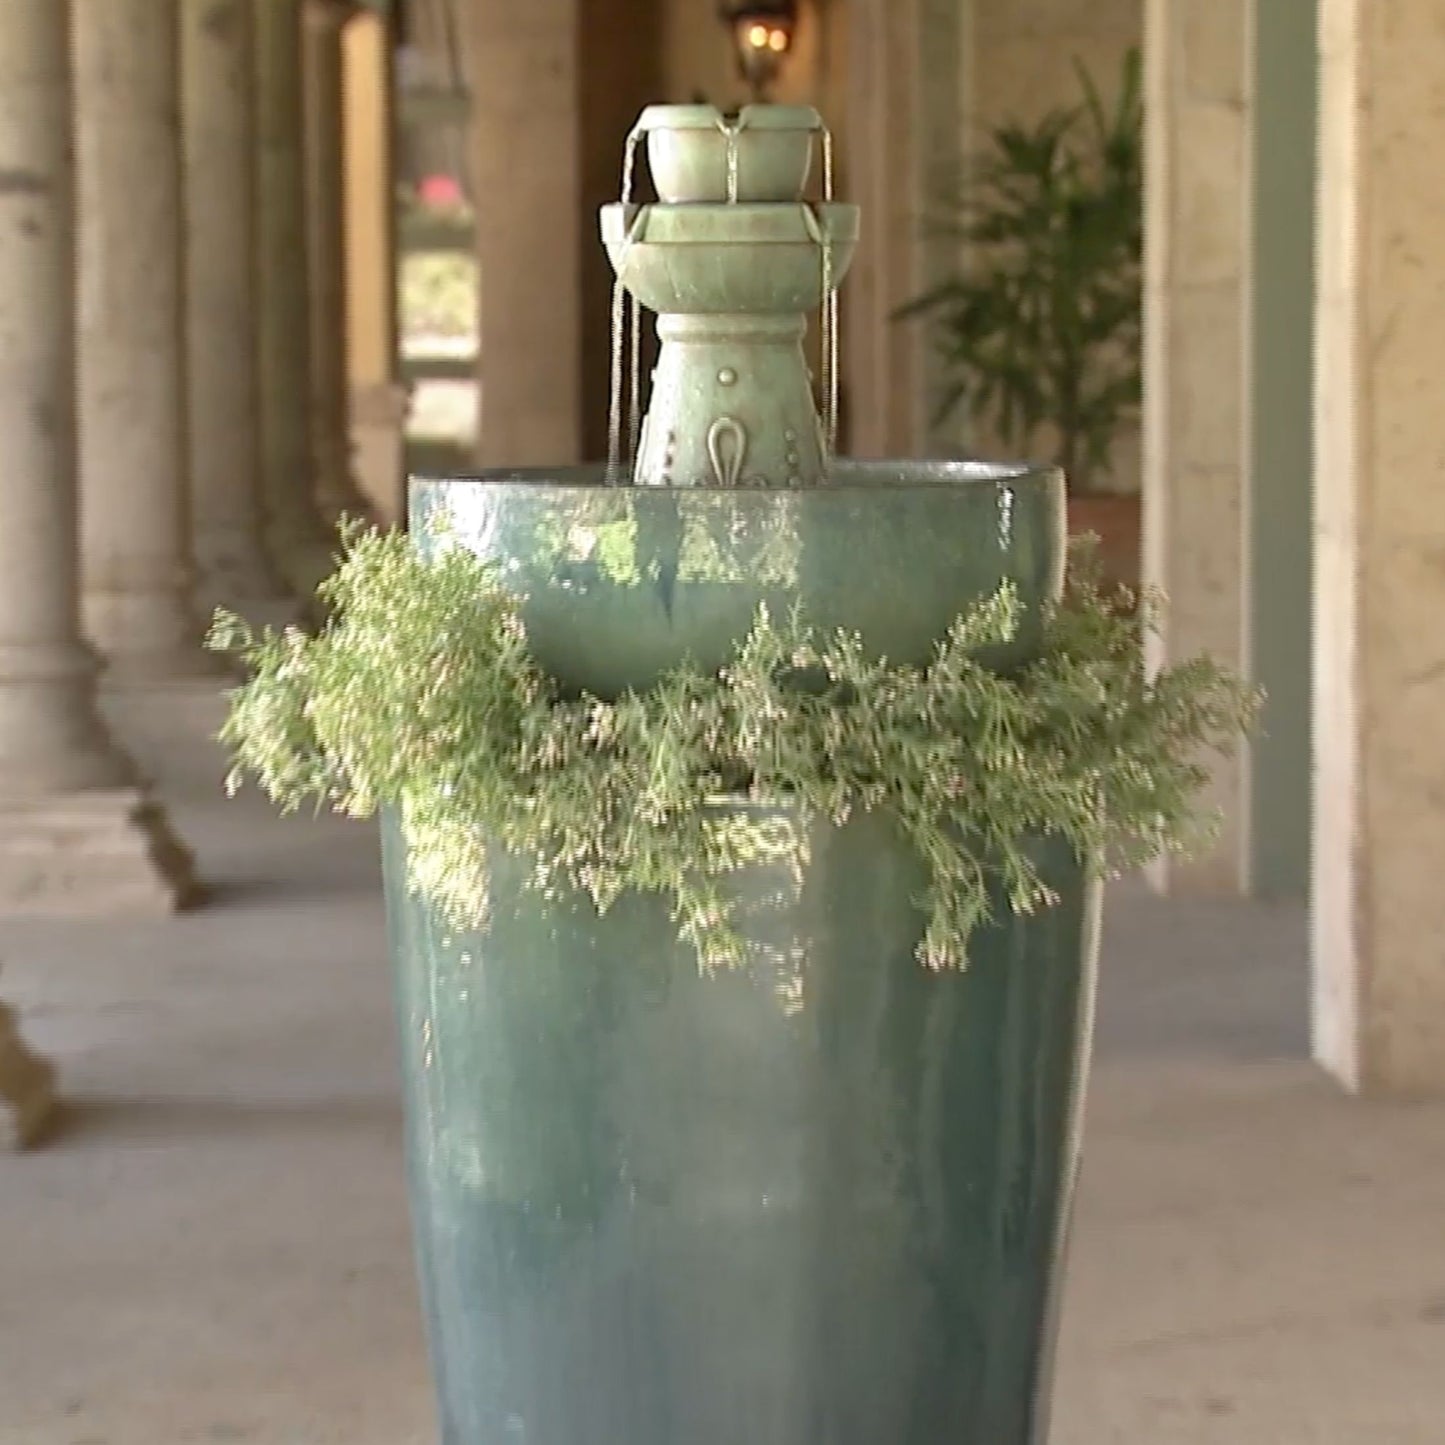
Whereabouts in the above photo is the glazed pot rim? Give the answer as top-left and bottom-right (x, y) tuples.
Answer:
(635, 102), (823, 135)
(410, 459), (1063, 497)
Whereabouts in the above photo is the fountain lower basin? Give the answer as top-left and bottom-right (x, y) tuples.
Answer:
(412, 459), (1065, 697)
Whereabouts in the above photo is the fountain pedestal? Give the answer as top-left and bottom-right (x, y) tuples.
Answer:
(639, 314), (819, 488)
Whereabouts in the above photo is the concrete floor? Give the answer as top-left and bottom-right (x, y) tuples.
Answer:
(2, 694), (1444, 1444)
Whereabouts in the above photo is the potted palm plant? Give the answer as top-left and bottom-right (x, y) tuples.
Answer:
(900, 49), (1143, 588)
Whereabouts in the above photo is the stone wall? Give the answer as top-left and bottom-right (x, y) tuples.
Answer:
(1313, 0), (1445, 1093)
(969, 0), (1140, 132)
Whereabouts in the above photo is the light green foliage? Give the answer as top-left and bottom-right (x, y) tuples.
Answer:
(210, 524), (1257, 973)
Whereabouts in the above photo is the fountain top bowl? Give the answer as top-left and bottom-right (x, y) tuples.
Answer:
(637, 103), (824, 205)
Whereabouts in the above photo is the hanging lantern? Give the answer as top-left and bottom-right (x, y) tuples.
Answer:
(717, 0), (799, 102)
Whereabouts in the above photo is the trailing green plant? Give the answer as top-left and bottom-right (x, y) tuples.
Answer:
(209, 523), (1256, 973)
(898, 49), (1143, 494)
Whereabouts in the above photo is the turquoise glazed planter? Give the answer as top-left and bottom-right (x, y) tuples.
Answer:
(410, 460), (1064, 695)
(382, 469), (1103, 1445)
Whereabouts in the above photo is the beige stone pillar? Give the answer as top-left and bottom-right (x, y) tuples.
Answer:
(842, 0), (966, 459)
(73, 0), (215, 681)
(342, 11), (408, 524)
(469, 0), (582, 465)
(844, 0), (923, 458)
(180, 0), (297, 625)
(0, 0), (196, 911)
(1140, 0), (1252, 894)
(0, 993), (56, 1150)
(255, 0), (338, 595)
(303, 1), (370, 522)
(1313, 0), (1445, 1095)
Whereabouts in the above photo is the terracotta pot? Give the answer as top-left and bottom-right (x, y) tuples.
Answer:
(1066, 492), (1142, 592)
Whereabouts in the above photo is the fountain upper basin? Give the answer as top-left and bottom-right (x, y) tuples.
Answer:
(601, 203), (858, 316)
(411, 460), (1065, 698)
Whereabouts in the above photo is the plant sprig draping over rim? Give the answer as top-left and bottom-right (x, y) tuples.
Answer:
(208, 525), (1258, 972)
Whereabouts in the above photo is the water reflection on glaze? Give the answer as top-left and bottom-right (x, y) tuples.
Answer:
(411, 463), (1064, 697)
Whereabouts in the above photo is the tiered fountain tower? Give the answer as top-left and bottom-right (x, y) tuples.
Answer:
(601, 104), (857, 488)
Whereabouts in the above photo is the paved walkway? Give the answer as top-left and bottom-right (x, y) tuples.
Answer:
(2, 695), (1443, 1444)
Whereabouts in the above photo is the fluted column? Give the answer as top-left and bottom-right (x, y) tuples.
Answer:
(303, 0), (370, 523)
(0, 0), (196, 911)
(73, 0), (215, 681)
(255, 0), (338, 596)
(180, 0), (297, 625)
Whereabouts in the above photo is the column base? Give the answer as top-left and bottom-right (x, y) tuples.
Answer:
(197, 585), (301, 637)
(84, 592), (228, 688)
(0, 788), (202, 915)
(0, 1002), (57, 1150)
(314, 447), (375, 529)
(265, 525), (341, 606)
(100, 674), (233, 791)
(194, 536), (303, 634)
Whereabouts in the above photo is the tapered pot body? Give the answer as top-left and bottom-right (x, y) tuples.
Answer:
(385, 468), (1099, 1444)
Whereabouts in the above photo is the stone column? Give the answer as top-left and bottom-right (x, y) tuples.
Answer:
(73, 0), (216, 681)
(0, 0), (196, 910)
(342, 10), (408, 524)
(470, 0), (582, 464)
(255, 0), (338, 595)
(843, 0), (923, 458)
(0, 992), (56, 1150)
(303, 0), (370, 522)
(1140, 0), (1252, 893)
(842, 0), (967, 459)
(1313, 0), (1445, 1094)
(180, 0), (297, 626)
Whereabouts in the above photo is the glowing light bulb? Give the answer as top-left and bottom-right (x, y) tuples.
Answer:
(768, 26), (789, 51)
(747, 22), (770, 48)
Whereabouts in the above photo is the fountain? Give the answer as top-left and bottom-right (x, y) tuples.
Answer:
(601, 104), (848, 487)
(383, 105), (1096, 1444)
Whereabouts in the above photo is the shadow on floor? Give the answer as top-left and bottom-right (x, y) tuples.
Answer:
(49, 1092), (404, 1147)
